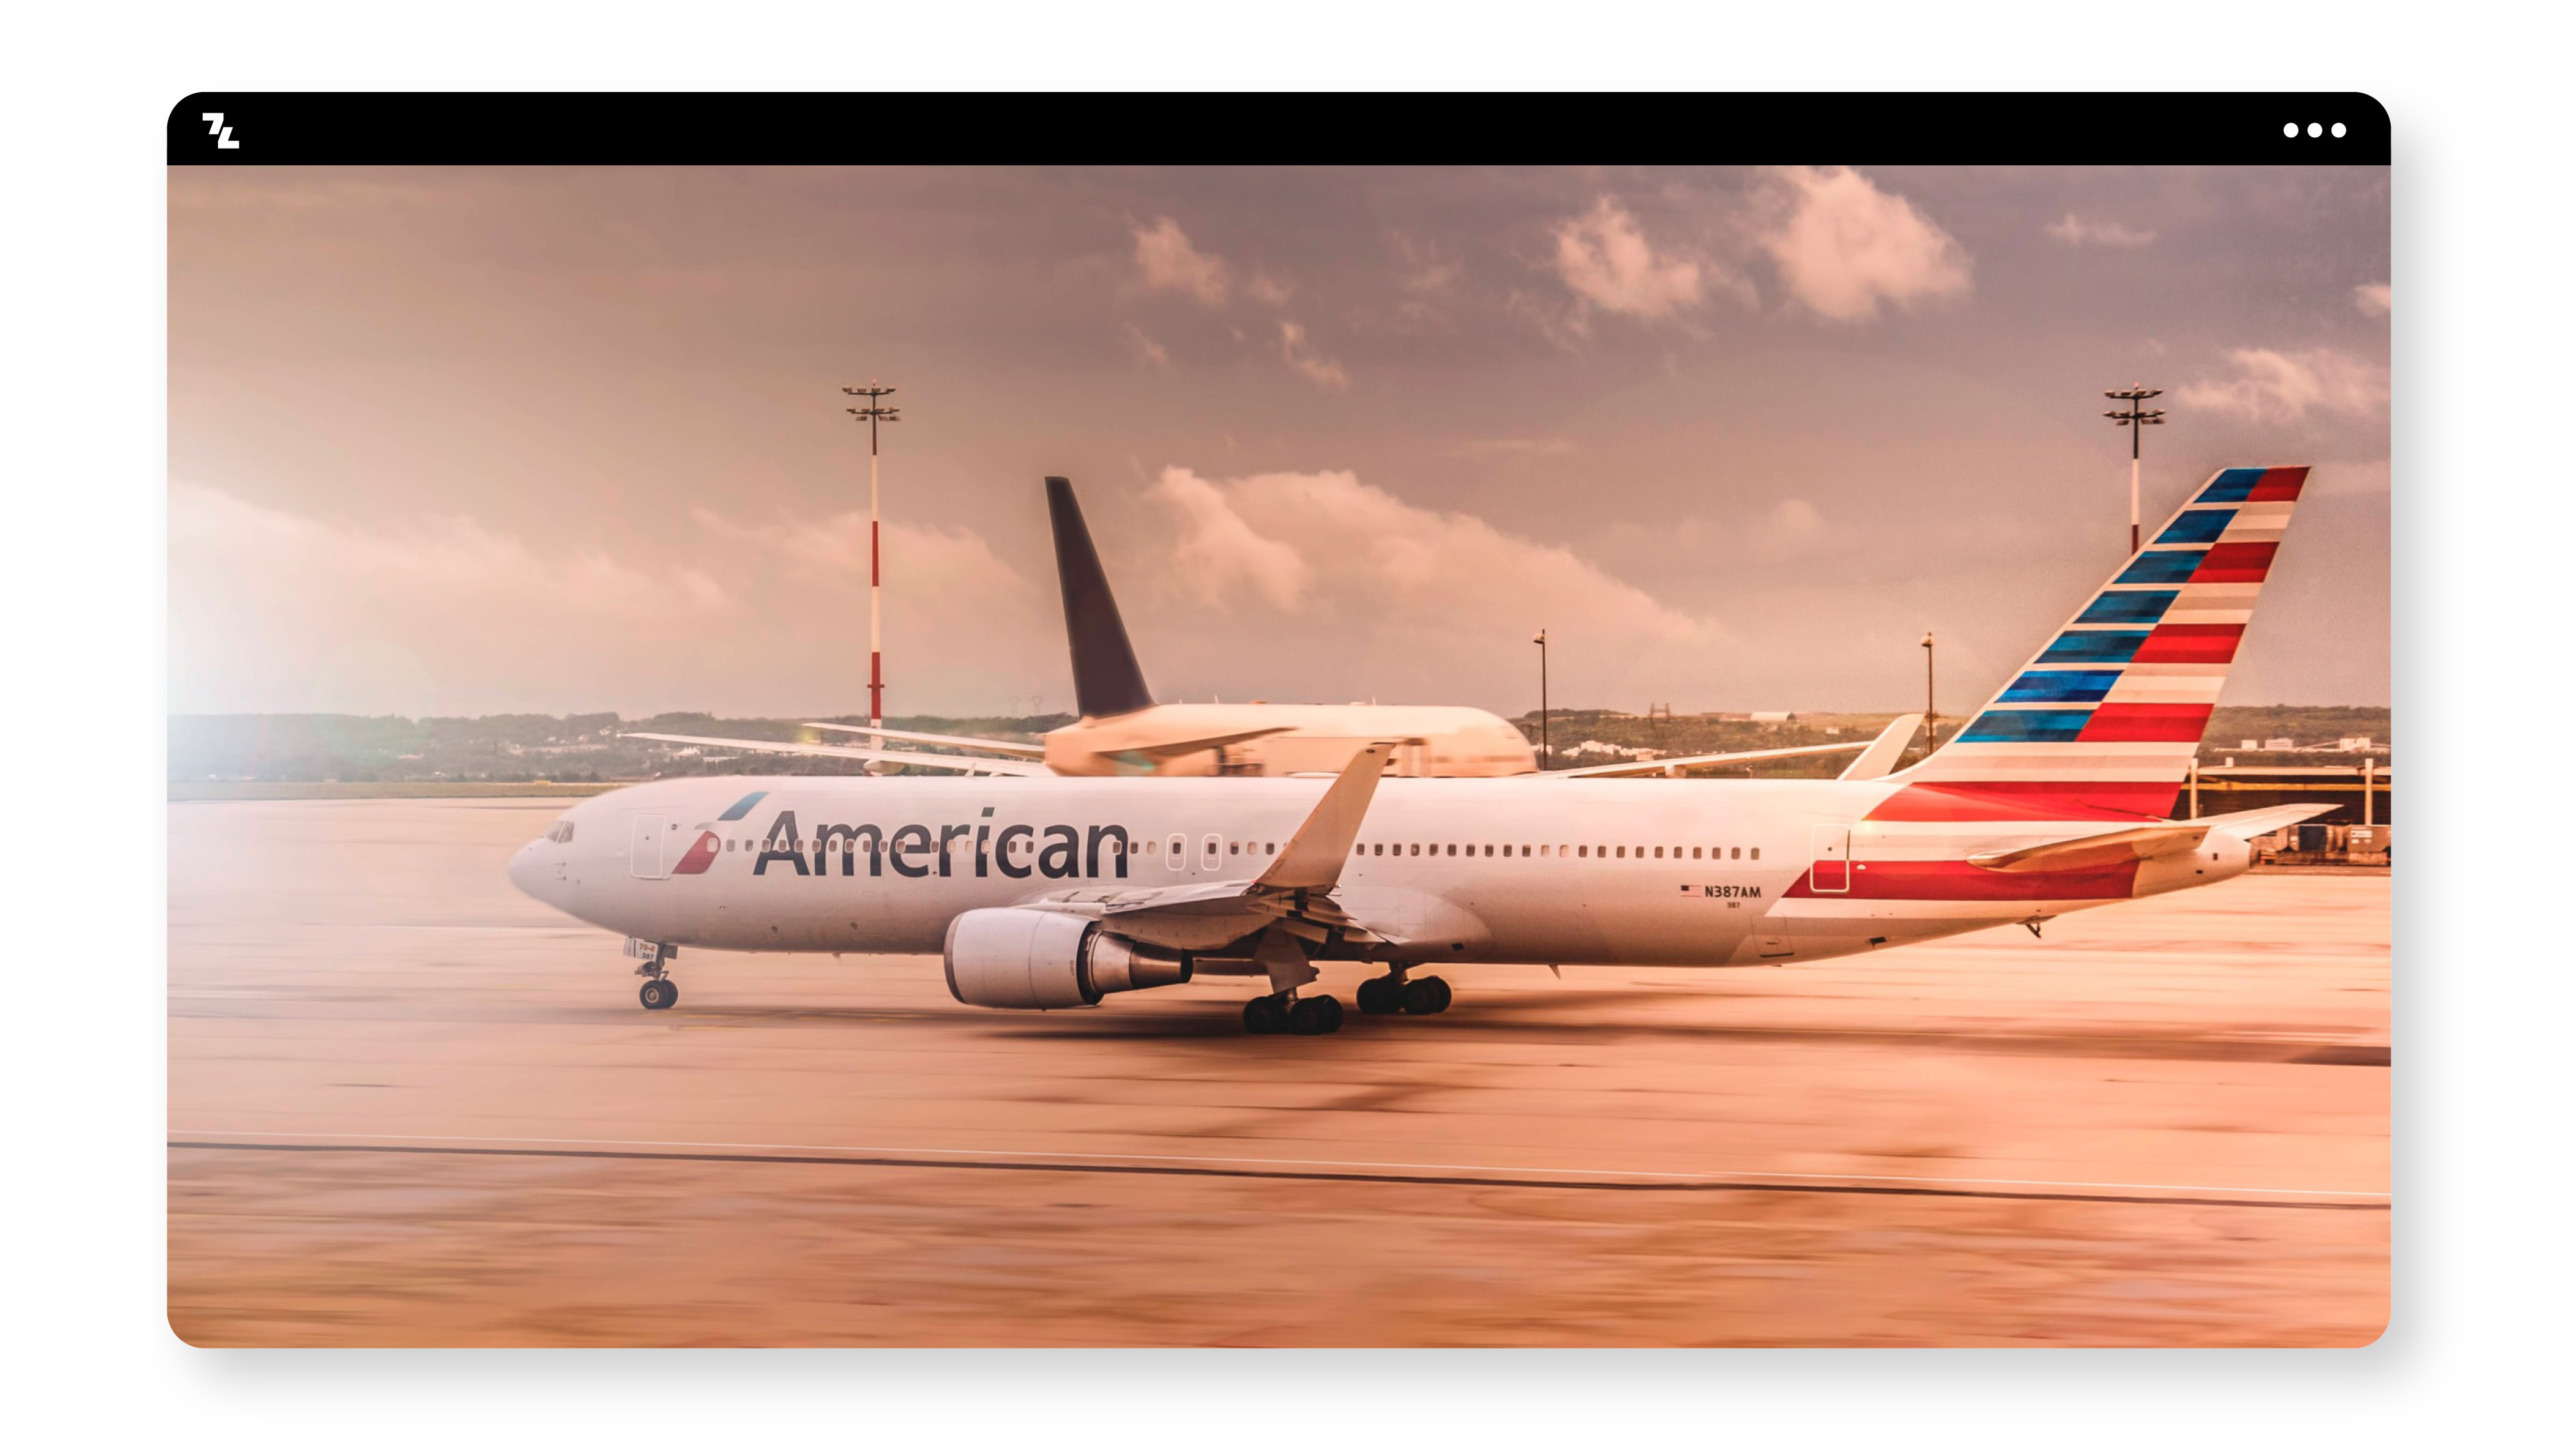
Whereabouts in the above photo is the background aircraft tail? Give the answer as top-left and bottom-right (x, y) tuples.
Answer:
(1045, 476), (1156, 719)
(1880, 465), (2311, 822)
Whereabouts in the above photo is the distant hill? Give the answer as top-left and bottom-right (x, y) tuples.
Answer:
(168, 705), (2387, 784)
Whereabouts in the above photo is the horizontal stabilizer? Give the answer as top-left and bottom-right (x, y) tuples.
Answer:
(1967, 824), (2211, 873)
(1835, 714), (1924, 782)
(1964, 803), (2338, 873)
(801, 721), (1047, 758)
(1548, 739), (1868, 779)
(620, 732), (1053, 778)
(2200, 802), (2341, 839)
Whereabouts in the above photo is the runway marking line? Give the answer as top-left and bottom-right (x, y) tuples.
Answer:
(168, 1130), (2390, 1212)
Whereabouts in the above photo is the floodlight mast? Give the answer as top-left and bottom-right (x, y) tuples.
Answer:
(2103, 386), (2166, 557)
(843, 382), (901, 747)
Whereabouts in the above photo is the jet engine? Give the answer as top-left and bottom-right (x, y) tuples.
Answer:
(941, 907), (1193, 1009)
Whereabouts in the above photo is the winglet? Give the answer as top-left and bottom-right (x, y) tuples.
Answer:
(1835, 714), (1924, 782)
(1253, 741), (1398, 892)
(1046, 476), (1155, 719)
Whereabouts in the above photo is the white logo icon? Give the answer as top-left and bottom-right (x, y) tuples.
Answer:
(202, 112), (238, 150)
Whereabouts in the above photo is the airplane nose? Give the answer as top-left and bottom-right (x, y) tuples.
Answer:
(507, 840), (543, 899)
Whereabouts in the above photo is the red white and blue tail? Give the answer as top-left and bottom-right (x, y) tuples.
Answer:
(1878, 465), (2310, 823)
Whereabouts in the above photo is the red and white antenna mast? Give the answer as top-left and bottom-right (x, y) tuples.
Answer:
(843, 382), (900, 746)
(2103, 386), (2166, 557)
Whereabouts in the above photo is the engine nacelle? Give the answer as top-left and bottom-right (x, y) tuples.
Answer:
(941, 908), (1194, 1010)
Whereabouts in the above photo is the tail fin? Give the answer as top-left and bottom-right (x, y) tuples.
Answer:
(1882, 465), (2310, 822)
(1045, 476), (1155, 719)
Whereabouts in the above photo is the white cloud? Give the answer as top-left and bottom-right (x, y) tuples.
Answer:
(2046, 213), (2156, 248)
(177, 483), (729, 621)
(1756, 166), (1971, 321)
(1130, 216), (1230, 306)
(1154, 468), (1313, 610)
(2185, 347), (2390, 422)
(2354, 282), (2391, 317)
(1749, 497), (1828, 561)
(1143, 467), (1720, 683)
(1124, 321), (1169, 367)
(1554, 197), (1709, 319)
(1449, 436), (1576, 460)
(1278, 320), (1350, 390)
(1245, 271), (1294, 307)
(690, 507), (1029, 599)
(169, 483), (735, 713)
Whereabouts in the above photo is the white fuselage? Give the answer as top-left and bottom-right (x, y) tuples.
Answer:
(510, 773), (2249, 971)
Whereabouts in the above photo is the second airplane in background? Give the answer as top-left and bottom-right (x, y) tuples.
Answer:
(634, 475), (1873, 780)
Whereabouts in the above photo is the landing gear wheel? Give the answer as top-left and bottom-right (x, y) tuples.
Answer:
(1355, 976), (1407, 1015)
(639, 978), (678, 1010)
(1288, 994), (1345, 1034)
(1242, 993), (1290, 1034)
(1401, 975), (1451, 1015)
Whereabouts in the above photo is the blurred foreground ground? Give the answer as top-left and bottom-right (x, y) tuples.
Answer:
(169, 799), (2389, 1346)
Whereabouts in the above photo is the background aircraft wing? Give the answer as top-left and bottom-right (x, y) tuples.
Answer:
(1543, 739), (1870, 779)
(619, 732), (1055, 777)
(1100, 725), (1295, 762)
(800, 721), (1047, 757)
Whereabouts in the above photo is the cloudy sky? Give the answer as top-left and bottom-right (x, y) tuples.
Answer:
(169, 164), (2388, 719)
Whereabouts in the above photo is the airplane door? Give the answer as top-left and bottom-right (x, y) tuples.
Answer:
(631, 811), (677, 880)
(1810, 824), (1851, 894)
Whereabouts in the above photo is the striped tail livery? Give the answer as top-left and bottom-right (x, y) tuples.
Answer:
(1874, 465), (2310, 825)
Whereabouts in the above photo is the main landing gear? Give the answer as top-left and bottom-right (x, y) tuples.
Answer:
(1355, 972), (1452, 1016)
(1242, 991), (1343, 1035)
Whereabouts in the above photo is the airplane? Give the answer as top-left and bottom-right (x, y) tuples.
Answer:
(510, 464), (2331, 1035)
(625, 475), (1870, 780)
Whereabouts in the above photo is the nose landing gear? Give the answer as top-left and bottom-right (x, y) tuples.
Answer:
(629, 940), (680, 1010)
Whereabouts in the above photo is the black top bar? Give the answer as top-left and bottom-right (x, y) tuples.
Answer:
(170, 92), (2390, 166)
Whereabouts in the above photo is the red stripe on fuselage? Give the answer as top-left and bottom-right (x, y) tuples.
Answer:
(1863, 782), (2177, 824)
(672, 832), (720, 874)
(2249, 466), (2309, 502)
(2189, 542), (2279, 585)
(2130, 623), (2245, 665)
(1782, 858), (2140, 902)
(2078, 702), (2214, 743)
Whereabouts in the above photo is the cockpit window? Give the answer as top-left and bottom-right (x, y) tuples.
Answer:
(546, 821), (575, 843)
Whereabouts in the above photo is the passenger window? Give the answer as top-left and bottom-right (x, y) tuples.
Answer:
(1615, 846), (1625, 858)
(1750, 847), (1760, 860)
(1539, 845), (1550, 857)
(1577, 845), (1588, 858)
(1502, 844), (1513, 857)
(1654, 846), (1663, 859)
(1168, 835), (1186, 866)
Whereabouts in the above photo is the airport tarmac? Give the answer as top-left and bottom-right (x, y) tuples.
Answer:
(168, 798), (2390, 1346)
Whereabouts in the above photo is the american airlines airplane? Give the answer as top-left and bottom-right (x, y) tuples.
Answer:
(510, 465), (2330, 1035)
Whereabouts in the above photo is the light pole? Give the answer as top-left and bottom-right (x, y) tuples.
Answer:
(1921, 630), (1937, 755)
(1532, 629), (1549, 771)
(2103, 386), (2166, 556)
(843, 382), (900, 747)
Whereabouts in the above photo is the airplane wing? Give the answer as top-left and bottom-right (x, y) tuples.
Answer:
(1542, 739), (1870, 779)
(800, 722), (1048, 758)
(1966, 803), (2338, 873)
(619, 732), (1055, 778)
(1020, 741), (1403, 950)
(1834, 714), (1925, 782)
